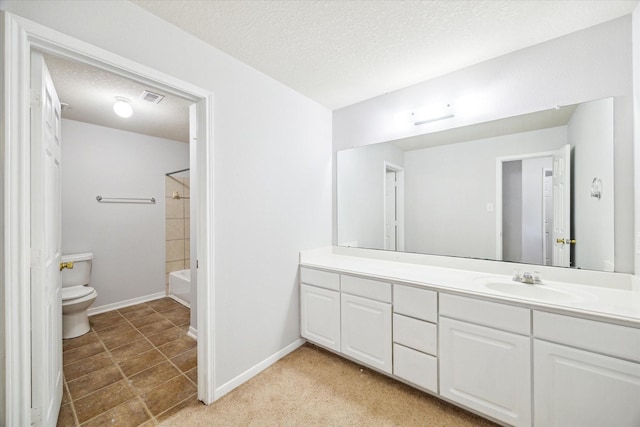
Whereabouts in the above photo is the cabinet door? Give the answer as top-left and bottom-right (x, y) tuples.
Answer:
(341, 293), (392, 374)
(300, 284), (340, 352)
(439, 317), (531, 427)
(535, 339), (640, 427)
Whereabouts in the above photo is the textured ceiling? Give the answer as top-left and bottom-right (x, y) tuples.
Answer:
(43, 53), (191, 143)
(132, 0), (639, 109)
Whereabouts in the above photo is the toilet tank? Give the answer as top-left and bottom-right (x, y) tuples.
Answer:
(61, 252), (94, 287)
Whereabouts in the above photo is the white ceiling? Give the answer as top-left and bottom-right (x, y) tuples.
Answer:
(43, 53), (192, 143)
(132, 0), (638, 110)
(45, 1), (638, 142)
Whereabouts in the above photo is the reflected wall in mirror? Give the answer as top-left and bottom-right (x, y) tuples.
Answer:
(337, 97), (614, 272)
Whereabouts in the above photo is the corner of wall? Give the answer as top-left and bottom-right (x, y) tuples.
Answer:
(633, 4), (640, 275)
(0, 9), (7, 424)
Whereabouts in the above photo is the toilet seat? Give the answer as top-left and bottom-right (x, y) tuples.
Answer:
(62, 286), (96, 301)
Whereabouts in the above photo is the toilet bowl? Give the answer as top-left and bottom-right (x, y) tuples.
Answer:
(61, 252), (97, 339)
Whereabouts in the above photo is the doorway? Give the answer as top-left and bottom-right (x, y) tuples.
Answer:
(495, 145), (571, 267)
(500, 156), (553, 264)
(3, 14), (215, 425)
(383, 162), (405, 251)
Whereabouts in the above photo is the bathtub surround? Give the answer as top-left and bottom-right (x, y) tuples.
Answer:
(61, 119), (190, 310)
(165, 173), (191, 292)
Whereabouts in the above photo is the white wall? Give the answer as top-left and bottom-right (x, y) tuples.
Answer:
(568, 98), (615, 271)
(337, 143), (404, 249)
(0, 12), (5, 420)
(521, 157), (553, 265)
(333, 16), (635, 273)
(61, 119), (189, 307)
(1, 0), (332, 397)
(633, 5), (640, 275)
(404, 126), (566, 259)
(503, 161), (522, 263)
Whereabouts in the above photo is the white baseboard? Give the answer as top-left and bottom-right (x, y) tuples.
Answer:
(187, 326), (197, 340)
(214, 338), (305, 400)
(87, 291), (166, 316)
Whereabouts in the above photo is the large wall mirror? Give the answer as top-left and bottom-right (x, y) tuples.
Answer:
(337, 97), (616, 272)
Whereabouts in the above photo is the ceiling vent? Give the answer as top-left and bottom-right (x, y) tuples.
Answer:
(140, 90), (165, 104)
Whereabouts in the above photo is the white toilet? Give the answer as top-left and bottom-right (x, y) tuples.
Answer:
(61, 252), (98, 339)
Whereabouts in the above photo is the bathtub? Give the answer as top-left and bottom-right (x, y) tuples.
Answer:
(169, 269), (191, 307)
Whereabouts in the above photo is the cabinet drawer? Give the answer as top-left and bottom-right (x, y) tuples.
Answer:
(300, 267), (340, 291)
(393, 314), (437, 355)
(534, 311), (640, 362)
(393, 285), (437, 322)
(393, 344), (438, 393)
(341, 275), (391, 303)
(440, 293), (530, 335)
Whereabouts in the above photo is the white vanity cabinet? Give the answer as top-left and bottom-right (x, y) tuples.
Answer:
(533, 311), (640, 427)
(392, 285), (438, 393)
(300, 268), (341, 352)
(299, 256), (640, 427)
(439, 293), (532, 427)
(341, 275), (392, 374)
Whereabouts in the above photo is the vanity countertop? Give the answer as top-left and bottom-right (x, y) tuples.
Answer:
(300, 248), (640, 327)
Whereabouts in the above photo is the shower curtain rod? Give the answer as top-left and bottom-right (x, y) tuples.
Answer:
(166, 168), (190, 177)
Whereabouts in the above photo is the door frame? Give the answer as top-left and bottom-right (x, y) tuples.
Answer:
(2, 12), (216, 424)
(383, 161), (405, 251)
(541, 167), (553, 266)
(495, 150), (554, 261)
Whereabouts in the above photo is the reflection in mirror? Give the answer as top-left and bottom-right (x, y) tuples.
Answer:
(337, 98), (614, 272)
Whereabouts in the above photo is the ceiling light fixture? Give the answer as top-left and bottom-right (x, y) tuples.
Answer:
(411, 103), (454, 126)
(113, 97), (133, 118)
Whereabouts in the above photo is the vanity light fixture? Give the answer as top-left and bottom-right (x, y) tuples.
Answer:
(411, 103), (455, 126)
(113, 97), (133, 118)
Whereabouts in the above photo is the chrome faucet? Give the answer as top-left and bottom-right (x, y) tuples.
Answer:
(513, 270), (542, 285)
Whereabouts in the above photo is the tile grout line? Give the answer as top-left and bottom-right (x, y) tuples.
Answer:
(117, 305), (173, 425)
(117, 302), (197, 424)
(80, 315), (156, 426)
(61, 300), (195, 426)
(62, 372), (81, 426)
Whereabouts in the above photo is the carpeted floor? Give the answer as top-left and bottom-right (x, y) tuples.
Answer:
(160, 343), (498, 426)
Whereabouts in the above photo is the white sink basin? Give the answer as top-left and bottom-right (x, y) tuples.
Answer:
(475, 278), (580, 303)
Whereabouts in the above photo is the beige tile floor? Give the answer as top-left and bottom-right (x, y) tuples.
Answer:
(57, 298), (200, 426)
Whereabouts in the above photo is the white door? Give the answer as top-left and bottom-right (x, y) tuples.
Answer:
(439, 317), (531, 427)
(542, 169), (553, 266)
(341, 293), (392, 374)
(30, 51), (63, 427)
(384, 170), (397, 250)
(552, 144), (571, 267)
(534, 340), (640, 427)
(300, 284), (341, 352)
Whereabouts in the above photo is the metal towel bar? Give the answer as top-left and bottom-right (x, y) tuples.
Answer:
(96, 196), (156, 204)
